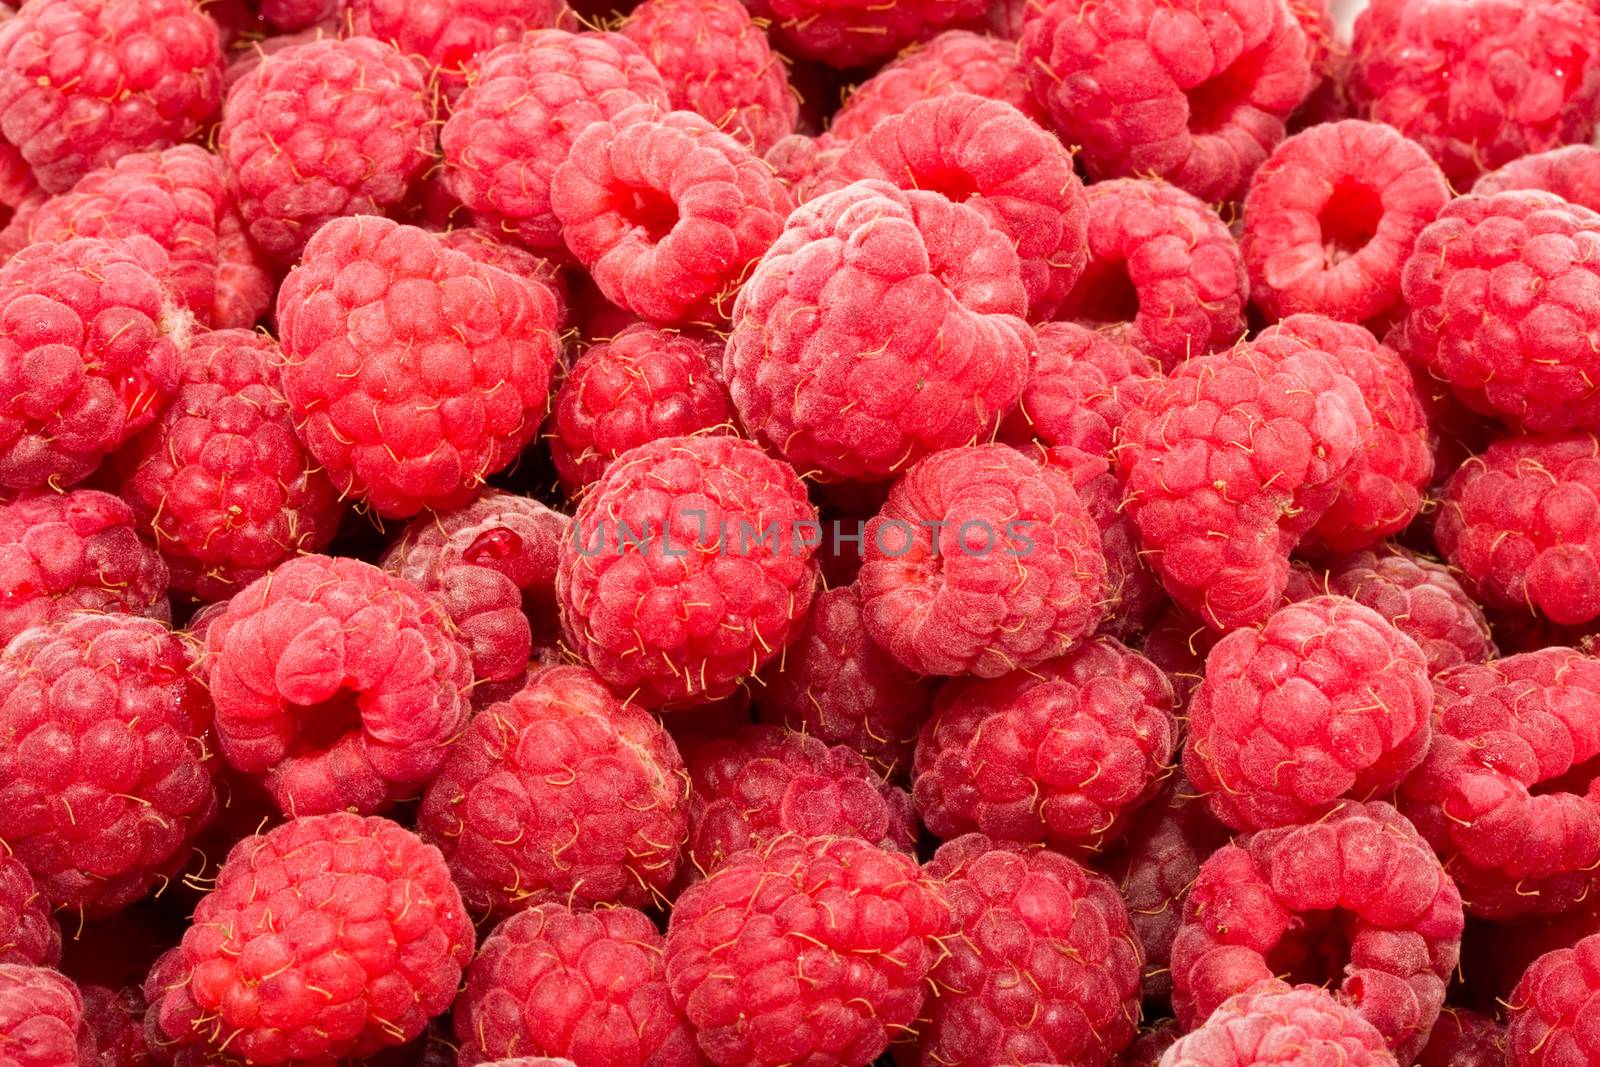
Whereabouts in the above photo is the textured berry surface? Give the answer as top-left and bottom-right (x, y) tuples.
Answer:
(1473, 144), (1600, 213)
(81, 982), (148, 1067)
(1507, 932), (1600, 1067)
(349, 0), (565, 92)
(0, 964), (88, 1067)
(0, 852), (56, 969)
(1160, 982), (1399, 1067)
(1415, 1008), (1506, 1067)
(744, 0), (983, 67)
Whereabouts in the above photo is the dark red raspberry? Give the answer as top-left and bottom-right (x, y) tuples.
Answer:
(116, 327), (342, 603)
(1114, 336), (1371, 631)
(1398, 648), (1600, 919)
(1349, 0), (1600, 186)
(1115, 1021), (1181, 1067)
(202, 553), (472, 816)
(1474, 145), (1600, 213)
(349, 0), (565, 93)
(1417, 1008), (1506, 1067)
(81, 983), (148, 1067)
(1241, 120), (1448, 326)
(1401, 192), (1600, 435)
(150, 813), (473, 1064)
(276, 215), (562, 518)
(0, 490), (168, 646)
(257, 0), (342, 31)
(1172, 802), (1464, 1062)
(552, 104), (792, 324)
(1161, 982), (1397, 1067)
(557, 435), (819, 708)
(813, 93), (1086, 320)
(1055, 178), (1247, 372)
(910, 833), (1142, 1067)
(1021, 0), (1313, 203)
(723, 180), (1032, 484)
(753, 583), (934, 781)
(0, 235), (187, 492)
(1184, 595), (1432, 831)
(1137, 606), (1217, 708)
(1508, 933), (1600, 1067)
(454, 902), (697, 1067)
(0, 965), (90, 1065)
(441, 31), (670, 258)
(744, 0), (983, 67)
(665, 836), (951, 1067)
(0, 0), (223, 194)
(0, 851), (57, 969)
(859, 444), (1108, 678)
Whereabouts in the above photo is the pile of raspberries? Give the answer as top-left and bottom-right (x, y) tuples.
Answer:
(7, 0), (1600, 1063)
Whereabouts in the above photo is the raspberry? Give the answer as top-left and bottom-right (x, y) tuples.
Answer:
(681, 724), (914, 878)
(723, 180), (1032, 484)
(763, 134), (838, 195)
(618, 0), (796, 153)
(0, 490), (168, 647)
(435, 226), (570, 328)
(1435, 433), (1600, 627)
(1400, 192), (1600, 435)
(1136, 606), (1217, 708)
(1055, 179), (1247, 372)
(348, 0), (565, 93)
(1171, 802), (1464, 1061)
(1116, 1021), (1181, 1067)
(0, 965), (89, 1066)
(826, 31), (1038, 143)
(258, 0), (341, 31)
(453, 902), (697, 1067)
(557, 435), (819, 708)
(221, 36), (434, 264)
(1349, 0), (1600, 186)
(814, 93), (1087, 320)
(1241, 120), (1449, 326)
(1184, 595), (1432, 831)
(0, 851), (57, 969)
(664, 835), (951, 1067)
(1416, 1008), (1506, 1067)
(3, 146), (271, 330)
(81, 984), (148, 1067)
(1021, 0), (1313, 203)
(116, 327), (342, 603)
(1283, 546), (1496, 677)
(1508, 934), (1600, 1067)
(912, 834), (1143, 1067)
(1161, 982), (1398, 1067)
(201, 553), (472, 816)
(0, 0), (223, 194)
(440, 31), (670, 258)
(743, 0), (983, 67)
(0, 613), (215, 916)
(0, 235), (188, 492)
(276, 215), (562, 518)
(149, 813), (473, 1064)
(753, 583), (934, 781)
(859, 444), (1108, 678)
(1473, 145), (1600, 213)
(418, 665), (688, 913)
(1397, 648), (1600, 919)
(1114, 336), (1371, 631)
(551, 104), (792, 325)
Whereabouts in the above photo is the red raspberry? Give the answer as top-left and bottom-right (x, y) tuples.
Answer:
(0, 965), (89, 1066)
(81, 984), (148, 1067)
(557, 435), (818, 708)
(150, 813), (473, 1064)
(1435, 433), (1600, 626)
(551, 104), (792, 325)
(1114, 337), (1371, 631)
(743, 0), (983, 67)
(257, 0), (341, 31)
(826, 31), (1038, 143)
(1508, 934), (1600, 1067)
(1116, 1021), (1181, 1067)
(0, 851), (57, 969)
(1398, 648), (1600, 919)
(221, 36), (434, 264)
(753, 583), (934, 781)
(1184, 595), (1432, 831)
(1171, 802), (1464, 1061)
(1349, 0), (1600, 187)
(0, 613), (215, 916)
(348, 0), (565, 93)
(1021, 0), (1313, 203)
(618, 0), (796, 153)
(1055, 179), (1247, 372)
(276, 215), (562, 518)
(1417, 1008), (1506, 1067)
(859, 444), (1108, 677)
(0, 490), (168, 646)
(912, 833), (1143, 1067)
(1473, 145), (1600, 213)
(418, 665), (688, 913)
(814, 93), (1087, 320)
(913, 636), (1176, 857)
(0, 235), (187, 492)
(681, 724), (914, 878)
(1161, 982), (1397, 1067)
(762, 134), (839, 196)
(202, 553), (472, 816)
(453, 902), (697, 1067)
(116, 328), (342, 603)
(440, 31), (670, 258)
(723, 180), (1032, 484)
(435, 226), (570, 328)
(664, 835), (951, 1067)
(1401, 192), (1600, 435)
(1241, 120), (1449, 326)
(1137, 606), (1217, 708)
(0, 0), (222, 194)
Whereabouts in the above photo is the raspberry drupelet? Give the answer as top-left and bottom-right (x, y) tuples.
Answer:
(1507, 932), (1600, 1067)
(1160, 982), (1400, 1067)
(0, 965), (90, 1066)
(1473, 145), (1600, 213)
(0, 852), (57, 969)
